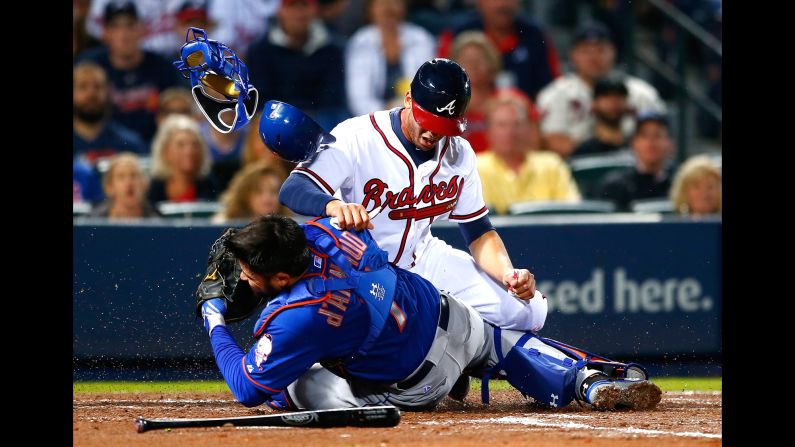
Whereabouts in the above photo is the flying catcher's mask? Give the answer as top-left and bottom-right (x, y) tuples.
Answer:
(173, 27), (258, 133)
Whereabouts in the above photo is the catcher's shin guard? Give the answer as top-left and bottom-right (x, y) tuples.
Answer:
(479, 328), (651, 408)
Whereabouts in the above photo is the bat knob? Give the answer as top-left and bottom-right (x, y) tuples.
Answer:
(135, 417), (148, 433)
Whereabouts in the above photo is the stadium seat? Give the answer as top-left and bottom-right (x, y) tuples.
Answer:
(508, 200), (617, 215)
(73, 201), (92, 216)
(706, 152), (721, 168)
(569, 151), (635, 198)
(630, 198), (676, 214)
(156, 201), (222, 218)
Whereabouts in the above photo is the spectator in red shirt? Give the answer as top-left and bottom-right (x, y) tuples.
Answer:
(148, 114), (218, 204)
(437, 0), (561, 100)
(448, 30), (537, 153)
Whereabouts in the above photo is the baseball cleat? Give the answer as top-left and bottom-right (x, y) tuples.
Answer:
(448, 374), (470, 401)
(587, 379), (662, 411)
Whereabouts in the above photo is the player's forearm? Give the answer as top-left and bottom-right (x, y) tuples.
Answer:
(210, 326), (269, 407)
(468, 230), (514, 283)
(279, 174), (337, 216)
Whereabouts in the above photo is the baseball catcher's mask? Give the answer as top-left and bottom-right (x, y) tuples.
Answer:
(173, 27), (258, 133)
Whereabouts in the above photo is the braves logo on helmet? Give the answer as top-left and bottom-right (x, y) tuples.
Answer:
(436, 100), (457, 115)
(410, 58), (471, 136)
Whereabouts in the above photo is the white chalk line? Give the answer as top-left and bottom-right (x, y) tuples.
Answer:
(75, 398), (235, 406)
(418, 416), (721, 439)
(667, 391), (721, 396)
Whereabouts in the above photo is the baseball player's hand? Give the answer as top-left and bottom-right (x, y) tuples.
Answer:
(325, 200), (374, 231)
(201, 298), (227, 336)
(502, 268), (536, 301)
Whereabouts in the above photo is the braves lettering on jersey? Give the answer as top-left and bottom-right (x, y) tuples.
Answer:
(294, 108), (489, 269)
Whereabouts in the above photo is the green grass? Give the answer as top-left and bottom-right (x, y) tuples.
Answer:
(646, 377), (722, 392)
(74, 377), (721, 394)
(73, 381), (230, 394)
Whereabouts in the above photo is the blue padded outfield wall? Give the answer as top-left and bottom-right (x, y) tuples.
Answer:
(73, 216), (721, 364)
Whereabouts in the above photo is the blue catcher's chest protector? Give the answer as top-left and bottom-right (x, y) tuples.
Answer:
(252, 218), (398, 359)
(300, 219), (398, 357)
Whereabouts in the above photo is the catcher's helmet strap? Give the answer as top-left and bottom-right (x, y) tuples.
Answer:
(192, 85), (258, 133)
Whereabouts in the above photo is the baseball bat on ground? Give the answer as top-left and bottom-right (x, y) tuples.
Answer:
(135, 405), (400, 433)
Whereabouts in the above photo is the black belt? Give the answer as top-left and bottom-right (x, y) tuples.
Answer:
(396, 293), (450, 390)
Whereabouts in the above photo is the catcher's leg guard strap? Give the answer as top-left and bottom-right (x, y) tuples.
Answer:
(537, 337), (650, 381)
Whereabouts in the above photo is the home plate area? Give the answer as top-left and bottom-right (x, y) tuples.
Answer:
(73, 389), (721, 447)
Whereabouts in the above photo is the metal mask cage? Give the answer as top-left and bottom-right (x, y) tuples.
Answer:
(173, 27), (258, 133)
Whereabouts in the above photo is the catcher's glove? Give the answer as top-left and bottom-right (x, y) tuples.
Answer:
(195, 228), (266, 323)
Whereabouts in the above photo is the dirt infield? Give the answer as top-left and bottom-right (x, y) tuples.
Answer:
(74, 388), (721, 446)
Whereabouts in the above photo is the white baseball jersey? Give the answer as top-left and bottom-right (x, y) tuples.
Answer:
(295, 108), (489, 270)
(293, 108), (549, 332)
(86, 0), (278, 58)
(536, 73), (666, 145)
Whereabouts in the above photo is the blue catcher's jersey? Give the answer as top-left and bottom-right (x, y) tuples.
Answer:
(240, 217), (441, 396)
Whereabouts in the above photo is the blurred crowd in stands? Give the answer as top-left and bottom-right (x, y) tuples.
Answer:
(73, 0), (721, 221)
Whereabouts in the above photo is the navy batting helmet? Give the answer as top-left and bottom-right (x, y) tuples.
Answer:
(259, 100), (336, 163)
(409, 58), (471, 136)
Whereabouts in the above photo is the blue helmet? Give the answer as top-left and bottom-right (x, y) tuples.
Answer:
(259, 100), (336, 163)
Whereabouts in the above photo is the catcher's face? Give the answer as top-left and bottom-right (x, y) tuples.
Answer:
(239, 261), (289, 299)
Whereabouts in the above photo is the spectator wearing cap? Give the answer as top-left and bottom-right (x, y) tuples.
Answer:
(449, 30), (536, 153)
(76, 1), (184, 143)
(596, 112), (676, 212)
(85, 0), (223, 58)
(477, 93), (581, 215)
(437, 0), (562, 100)
(344, 0), (436, 117)
(669, 155), (721, 216)
(537, 22), (666, 159)
(171, 1), (215, 60)
(73, 62), (146, 166)
(246, 0), (349, 131)
(207, 0), (280, 57)
(572, 74), (630, 157)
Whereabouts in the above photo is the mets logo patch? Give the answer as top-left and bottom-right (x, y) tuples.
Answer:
(254, 334), (273, 370)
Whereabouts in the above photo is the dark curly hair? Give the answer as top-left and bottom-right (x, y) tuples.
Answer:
(225, 215), (311, 277)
